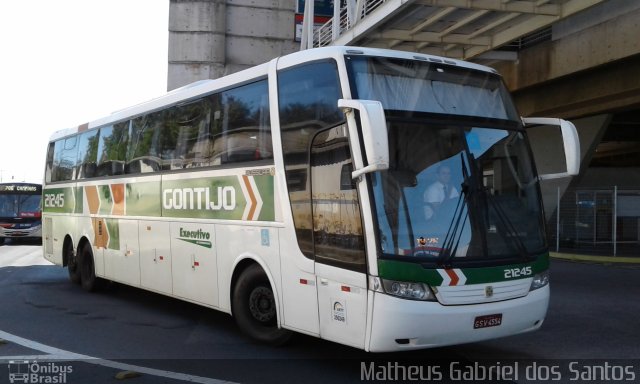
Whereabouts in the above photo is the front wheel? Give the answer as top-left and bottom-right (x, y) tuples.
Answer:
(232, 264), (292, 346)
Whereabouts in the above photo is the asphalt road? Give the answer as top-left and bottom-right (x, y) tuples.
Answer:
(1, 239), (639, 383)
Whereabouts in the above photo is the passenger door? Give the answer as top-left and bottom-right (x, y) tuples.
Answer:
(311, 125), (368, 349)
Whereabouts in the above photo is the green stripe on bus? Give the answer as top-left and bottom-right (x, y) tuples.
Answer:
(98, 185), (113, 215)
(105, 218), (120, 250)
(126, 182), (162, 217)
(254, 175), (275, 221)
(43, 174), (275, 221)
(377, 253), (549, 285)
(42, 187), (77, 214)
(161, 175), (275, 221)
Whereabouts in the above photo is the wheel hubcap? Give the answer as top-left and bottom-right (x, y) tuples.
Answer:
(248, 286), (275, 323)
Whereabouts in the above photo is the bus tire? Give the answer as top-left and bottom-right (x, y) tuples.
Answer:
(79, 242), (101, 292)
(232, 264), (292, 346)
(66, 240), (81, 284)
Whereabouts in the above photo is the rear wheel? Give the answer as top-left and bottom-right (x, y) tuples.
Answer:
(232, 264), (292, 346)
(66, 240), (80, 284)
(79, 242), (101, 292)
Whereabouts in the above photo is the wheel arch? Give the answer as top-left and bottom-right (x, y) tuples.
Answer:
(230, 254), (283, 328)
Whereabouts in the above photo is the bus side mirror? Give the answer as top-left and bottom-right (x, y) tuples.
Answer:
(522, 117), (580, 180)
(338, 99), (389, 179)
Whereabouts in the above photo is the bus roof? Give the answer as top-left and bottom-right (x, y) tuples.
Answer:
(47, 46), (497, 142)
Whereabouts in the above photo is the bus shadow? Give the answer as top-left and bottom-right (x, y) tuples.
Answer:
(0, 237), (42, 246)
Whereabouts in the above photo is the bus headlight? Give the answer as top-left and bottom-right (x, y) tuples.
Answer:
(530, 271), (549, 291)
(370, 276), (436, 301)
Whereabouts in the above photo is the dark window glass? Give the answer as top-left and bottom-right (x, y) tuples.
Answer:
(52, 136), (78, 181)
(311, 125), (365, 271)
(76, 130), (99, 179)
(124, 80), (271, 173)
(340, 164), (356, 190)
(96, 121), (129, 176)
(161, 98), (214, 169)
(45, 143), (55, 183)
(278, 60), (343, 258)
(128, 111), (163, 174)
(278, 61), (343, 131)
(216, 80), (272, 164)
(286, 168), (307, 192)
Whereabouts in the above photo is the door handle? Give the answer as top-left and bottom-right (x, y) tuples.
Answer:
(320, 278), (328, 286)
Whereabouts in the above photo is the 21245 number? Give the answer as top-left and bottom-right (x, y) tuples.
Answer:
(504, 266), (532, 279)
(44, 193), (65, 208)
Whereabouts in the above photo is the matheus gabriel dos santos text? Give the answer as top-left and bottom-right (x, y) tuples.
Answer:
(360, 361), (637, 381)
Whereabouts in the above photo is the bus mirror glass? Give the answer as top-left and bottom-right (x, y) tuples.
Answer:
(522, 117), (580, 180)
(338, 99), (389, 179)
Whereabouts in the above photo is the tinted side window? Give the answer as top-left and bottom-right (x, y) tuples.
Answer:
(45, 142), (55, 183)
(128, 111), (163, 174)
(278, 60), (343, 258)
(76, 130), (99, 179)
(311, 126), (365, 271)
(278, 61), (343, 130)
(97, 121), (129, 176)
(217, 80), (272, 164)
(52, 136), (78, 182)
(161, 99), (212, 169)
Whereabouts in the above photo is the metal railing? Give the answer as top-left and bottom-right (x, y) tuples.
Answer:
(311, 0), (387, 48)
(548, 186), (640, 257)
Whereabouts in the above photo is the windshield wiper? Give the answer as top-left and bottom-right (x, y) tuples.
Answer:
(464, 151), (532, 262)
(436, 189), (468, 267)
(437, 154), (470, 267)
(484, 190), (533, 261)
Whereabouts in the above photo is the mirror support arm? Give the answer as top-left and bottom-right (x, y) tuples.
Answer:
(338, 99), (389, 179)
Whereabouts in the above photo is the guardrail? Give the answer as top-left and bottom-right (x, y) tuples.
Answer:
(309, 0), (387, 48)
(549, 186), (640, 257)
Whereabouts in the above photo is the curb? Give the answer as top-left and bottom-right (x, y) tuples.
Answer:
(550, 252), (640, 264)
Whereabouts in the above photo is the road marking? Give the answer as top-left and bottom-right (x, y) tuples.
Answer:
(0, 330), (236, 384)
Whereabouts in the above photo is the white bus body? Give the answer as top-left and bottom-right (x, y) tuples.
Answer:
(43, 46), (578, 351)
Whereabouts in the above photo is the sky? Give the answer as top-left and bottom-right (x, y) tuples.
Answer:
(0, 1), (170, 183)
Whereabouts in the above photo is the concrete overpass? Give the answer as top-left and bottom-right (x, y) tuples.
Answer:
(300, 0), (604, 60)
(168, 0), (640, 255)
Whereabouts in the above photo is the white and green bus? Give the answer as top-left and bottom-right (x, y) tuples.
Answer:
(42, 46), (579, 352)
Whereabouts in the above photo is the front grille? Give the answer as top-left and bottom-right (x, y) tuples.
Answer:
(435, 278), (531, 305)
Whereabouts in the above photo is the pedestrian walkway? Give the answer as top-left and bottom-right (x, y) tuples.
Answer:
(551, 252), (640, 264)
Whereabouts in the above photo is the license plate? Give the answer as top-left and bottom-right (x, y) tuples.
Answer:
(474, 314), (502, 329)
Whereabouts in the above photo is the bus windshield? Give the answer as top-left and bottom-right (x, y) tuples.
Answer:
(346, 56), (545, 265)
(346, 55), (519, 121)
(0, 189), (41, 218)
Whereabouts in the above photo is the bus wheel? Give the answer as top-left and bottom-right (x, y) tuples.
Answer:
(232, 264), (292, 346)
(79, 242), (101, 292)
(66, 241), (81, 284)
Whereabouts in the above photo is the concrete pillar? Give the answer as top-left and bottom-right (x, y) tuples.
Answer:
(168, 0), (227, 90)
(168, 0), (297, 91)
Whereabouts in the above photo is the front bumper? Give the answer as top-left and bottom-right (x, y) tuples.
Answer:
(368, 285), (549, 352)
